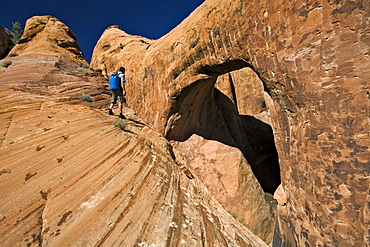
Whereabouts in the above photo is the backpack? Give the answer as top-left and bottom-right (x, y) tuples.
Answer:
(109, 73), (121, 89)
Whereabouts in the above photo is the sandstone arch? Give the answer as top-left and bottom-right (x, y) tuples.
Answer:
(91, 0), (370, 246)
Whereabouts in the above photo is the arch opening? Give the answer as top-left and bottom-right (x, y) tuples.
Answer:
(165, 62), (282, 243)
(166, 62), (281, 194)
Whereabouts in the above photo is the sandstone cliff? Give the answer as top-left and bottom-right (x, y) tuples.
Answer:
(91, 0), (370, 246)
(0, 15), (268, 246)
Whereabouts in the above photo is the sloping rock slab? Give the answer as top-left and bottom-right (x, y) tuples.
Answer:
(0, 92), (267, 246)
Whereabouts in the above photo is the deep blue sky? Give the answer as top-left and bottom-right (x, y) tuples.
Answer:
(1, 0), (204, 62)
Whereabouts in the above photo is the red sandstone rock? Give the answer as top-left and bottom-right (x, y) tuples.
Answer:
(10, 16), (86, 65)
(91, 26), (153, 78)
(0, 18), (108, 102)
(0, 53), (110, 102)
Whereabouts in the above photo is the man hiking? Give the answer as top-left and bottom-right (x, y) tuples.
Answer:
(108, 67), (127, 119)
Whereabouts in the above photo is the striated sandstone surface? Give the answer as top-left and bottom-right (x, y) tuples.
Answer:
(0, 91), (267, 246)
(91, 0), (370, 246)
(0, 15), (268, 246)
(0, 52), (108, 101)
(0, 26), (14, 59)
(10, 16), (86, 65)
(0, 91), (267, 247)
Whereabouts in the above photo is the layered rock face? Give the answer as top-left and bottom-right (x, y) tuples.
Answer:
(0, 26), (14, 59)
(0, 15), (268, 246)
(0, 52), (108, 100)
(91, 0), (370, 246)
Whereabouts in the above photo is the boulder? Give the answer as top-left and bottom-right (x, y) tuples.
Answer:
(0, 26), (14, 59)
(171, 134), (276, 243)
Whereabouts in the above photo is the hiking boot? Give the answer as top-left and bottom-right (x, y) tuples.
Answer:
(108, 109), (114, 115)
(119, 113), (126, 119)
